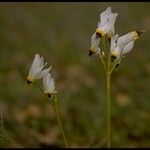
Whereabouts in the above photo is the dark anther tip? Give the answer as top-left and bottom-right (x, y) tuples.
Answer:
(47, 94), (52, 98)
(96, 32), (102, 39)
(26, 79), (32, 85)
(88, 50), (94, 57)
(136, 30), (146, 36)
(111, 55), (117, 62)
(115, 64), (120, 68)
(108, 37), (111, 43)
(115, 63), (120, 71)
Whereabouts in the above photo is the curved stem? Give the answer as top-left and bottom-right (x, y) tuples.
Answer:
(33, 82), (68, 147)
(51, 96), (68, 148)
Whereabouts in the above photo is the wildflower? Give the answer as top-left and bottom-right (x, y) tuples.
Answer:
(43, 72), (57, 98)
(110, 30), (144, 61)
(96, 7), (118, 39)
(89, 32), (101, 57)
(27, 53), (51, 84)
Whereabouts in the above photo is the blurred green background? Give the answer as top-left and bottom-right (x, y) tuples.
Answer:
(0, 2), (149, 148)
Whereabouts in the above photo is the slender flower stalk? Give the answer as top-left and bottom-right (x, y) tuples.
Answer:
(106, 54), (111, 148)
(106, 71), (111, 148)
(51, 95), (68, 148)
(43, 73), (68, 148)
(89, 7), (145, 148)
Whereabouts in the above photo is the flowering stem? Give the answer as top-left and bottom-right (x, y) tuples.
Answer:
(106, 71), (111, 148)
(51, 96), (68, 148)
(99, 35), (114, 148)
(106, 50), (112, 148)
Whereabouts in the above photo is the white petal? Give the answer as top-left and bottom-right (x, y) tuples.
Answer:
(104, 13), (118, 34)
(90, 32), (101, 54)
(122, 41), (134, 55)
(43, 73), (48, 90)
(108, 13), (118, 34)
(48, 77), (55, 92)
(91, 32), (100, 47)
(43, 73), (55, 93)
(43, 73), (51, 91)
(31, 66), (44, 78)
(29, 53), (40, 75)
(110, 34), (119, 51)
(36, 66), (51, 79)
(100, 7), (112, 26)
(39, 56), (44, 68)
(111, 46), (122, 59)
(34, 53), (41, 69)
(117, 32), (134, 47)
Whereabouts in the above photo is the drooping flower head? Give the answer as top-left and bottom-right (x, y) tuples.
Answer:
(27, 53), (51, 84)
(96, 7), (118, 39)
(89, 32), (101, 57)
(43, 72), (57, 98)
(110, 30), (145, 61)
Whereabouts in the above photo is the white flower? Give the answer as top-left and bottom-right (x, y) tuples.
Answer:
(43, 73), (57, 98)
(27, 53), (51, 84)
(96, 7), (118, 38)
(110, 31), (144, 61)
(89, 32), (101, 56)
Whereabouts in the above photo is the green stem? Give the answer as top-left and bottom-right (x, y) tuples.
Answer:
(99, 53), (107, 73)
(110, 62), (117, 74)
(106, 52), (111, 148)
(51, 96), (68, 148)
(106, 72), (111, 148)
(100, 35), (112, 148)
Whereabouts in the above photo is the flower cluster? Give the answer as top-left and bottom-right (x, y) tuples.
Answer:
(26, 53), (57, 97)
(89, 7), (145, 68)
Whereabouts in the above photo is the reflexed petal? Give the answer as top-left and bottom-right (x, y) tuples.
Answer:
(47, 77), (55, 92)
(105, 13), (118, 35)
(43, 73), (55, 93)
(39, 56), (44, 68)
(90, 32), (101, 55)
(122, 41), (134, 55)
(110, 34), (119, 51)
(43, 73), (51, 91)
(117, 32), (134, 47)
(91, 32), (100, 47)
(100, 7), (112, 26)
(36, 67), (51, 79)
(108, 13), (118, 35)
(34, 53), (41, 70)
(29, 53), (40, 75)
